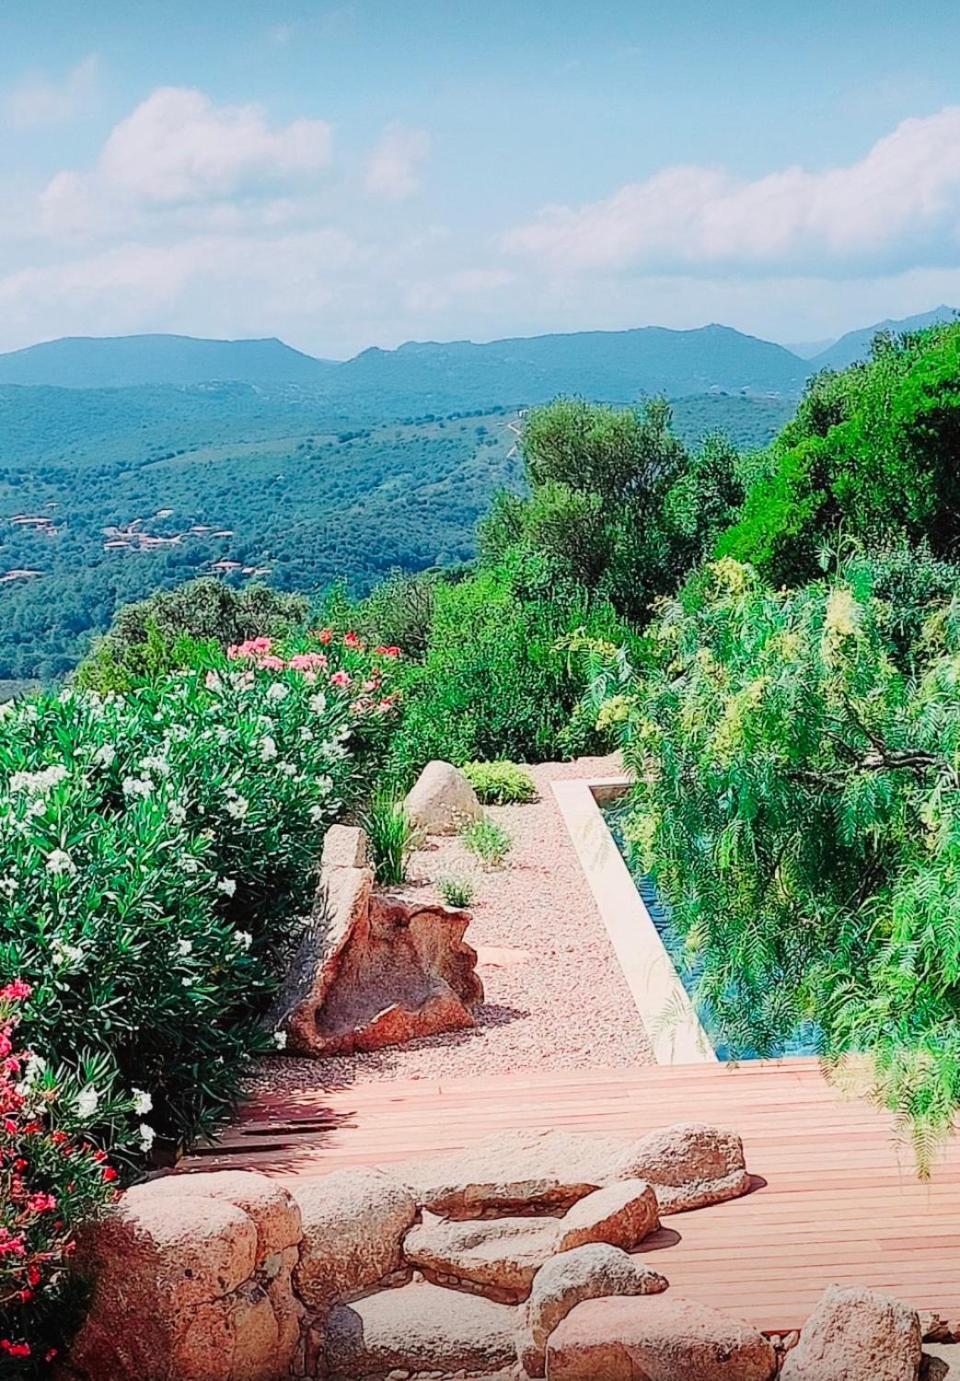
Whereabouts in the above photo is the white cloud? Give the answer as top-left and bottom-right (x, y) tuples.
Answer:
(37, 87), (333, 236)
(365, 123), (430, 201)
(3, 54), (100, 129)
(503, 108), (960, 276)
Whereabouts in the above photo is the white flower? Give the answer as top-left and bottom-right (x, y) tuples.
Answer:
(205, 670), (223, 694)
(169, 802), (187, 825)
(279, 762), (296, 777)
(181, 976), (194, 988)
(309, 804), (326, 824)
(140, 754), (170, 778)
(234, 930), (253, 950)
(259, 736), (278, 761)
(170, 723), (189, 742)
(132, 1087), (153, 1115)
(183, 857), (200, 875)
(300, 727), (314, 742)
(122, 776), (153, 799)
(225, 794), (249, 820)
(139, 1123), (156, 1152)
(177, 939), (193, 957)
(308, 693), (327, 715)
(215, 726), (231, 746)
(28, 799), (46, 817)
(218, 878), (237, 898)
(9, 763), (68, 795)
(45, 848), (77, 877)
(76, 1085), (99, 1119)
(273, 1030), (287, 1050)
(93, 743), (116, 768)
(51, 939), (83, 969)
(266, 682), (289, 704)
(0, 875), (18, 897)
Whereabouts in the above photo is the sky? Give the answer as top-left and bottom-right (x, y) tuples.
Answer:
(3, 0), (960, 357)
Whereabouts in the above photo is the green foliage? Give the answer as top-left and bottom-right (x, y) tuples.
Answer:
(719, 323), (960, 584)
(437, 875), (475, 908)
(462, 760), (537, 805)
(74, 578), (309, 692)
(462, 816), (512, 870)
(0, 633), (398, 1164)
(386, 555), (631, 780)
(363, 795), (416, 885)
(599, 553), (960, 1167)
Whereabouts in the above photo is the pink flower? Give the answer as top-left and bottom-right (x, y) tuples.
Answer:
(330, 670), (352, 690)
(204, 670), (223, 693)
(0, 981), (31, 1004)
(287, 653), (328, 673)
(256, 655), (286, 671)
(228, 637), (274, 661)
(375, 645), (401, 658)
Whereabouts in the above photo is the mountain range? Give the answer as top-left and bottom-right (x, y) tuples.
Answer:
(0, 306), (955, 405)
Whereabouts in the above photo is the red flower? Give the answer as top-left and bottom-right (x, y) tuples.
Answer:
(343, 631), (363, 649)
(375, 645), (401, 658)
(315, 628), (334, 645)
(102, 1167), (118, 1183)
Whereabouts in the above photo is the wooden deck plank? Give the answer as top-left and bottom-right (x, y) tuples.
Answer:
(181, 1058), (960, 1332)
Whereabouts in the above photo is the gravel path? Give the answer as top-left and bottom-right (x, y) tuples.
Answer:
(254, 754), (653, 1094)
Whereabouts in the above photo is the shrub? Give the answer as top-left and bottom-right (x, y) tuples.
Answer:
(0, 630), (399, 1162)
(718, 323), (960, 585)
(387, 556), (632, 781)
(462, 817), (512, 869)
(599, 555), (960, 1166)
(74, 578), (309, 693)
(462, 761), (537, 805)
(437, 875), (475, 908)
(363, 795), (416, 885)
(0, 982), (120, 1377)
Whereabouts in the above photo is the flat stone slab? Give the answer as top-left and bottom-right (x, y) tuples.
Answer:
(323, 1279), (517, 1376)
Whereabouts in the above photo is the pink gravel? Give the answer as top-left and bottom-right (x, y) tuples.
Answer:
(253, 754), (653, 1094)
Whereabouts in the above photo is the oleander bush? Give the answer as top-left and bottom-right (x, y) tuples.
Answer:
(590, 552), (960, 1167)
(0, 982), (121, 1377)
(462, 760), (537, 804)
(0, 631), (399, 1164)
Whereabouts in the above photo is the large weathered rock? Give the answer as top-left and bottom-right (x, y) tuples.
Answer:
(67, 1172), (302, 1381)
(399, 1128), (625, 1219)
(557, 1179), (659, 1253)
(547, 1294), (778, 1380)
(271, 849), (483, 1056)
(320, 823), (370, 870)
(612, 1122), (752, 1213)
(323, 1279), (517, 1376)
(291, 1167), (416, 1310)
(403, 1180), (658, 1304)
(781, 1285), (923, 1381)
(398, 1123), (749, 1220)
(404, 759), (483, 835)
(517, 1244), (668, 1377)
(404, 1212), (562, 1303)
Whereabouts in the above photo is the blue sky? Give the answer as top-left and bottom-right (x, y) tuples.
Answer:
(2, 0), (960, 355)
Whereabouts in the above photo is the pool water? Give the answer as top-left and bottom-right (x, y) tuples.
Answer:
(608, 811), (820, 1061)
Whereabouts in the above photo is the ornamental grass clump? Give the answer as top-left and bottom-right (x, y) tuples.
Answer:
(363, 794), (416, 886)
(0, 981), (120, 1377)
(0, 629), (399, 1165)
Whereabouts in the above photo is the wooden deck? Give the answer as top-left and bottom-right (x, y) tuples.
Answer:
(183, 1058), (960, 1333)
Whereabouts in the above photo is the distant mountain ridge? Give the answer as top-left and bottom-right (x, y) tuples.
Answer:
(0, 308), (954, 404)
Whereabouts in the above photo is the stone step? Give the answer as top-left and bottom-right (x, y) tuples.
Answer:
(323, 1279), (518, 1378)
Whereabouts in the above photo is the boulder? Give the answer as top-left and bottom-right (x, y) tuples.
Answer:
(404, 759), (483, 835)
(781, 1285), (923, 1381)
(291, 1167), (417, 1310)
(398, 1123), (750, 1220)
(547, 1294), (777, 1380)
(320, 823), (370, 870)
(399, 1127), (625, 1219)
(271, 861), (483, 1057)
(323, 1279), (517, 1376)
(403, 1212), (563, 1303)
(557, 1179), (659, 1253)
(517, 1244), (668, 1377)
(612, 1122), (752, 1213)
(67, 1172), (302, 1381)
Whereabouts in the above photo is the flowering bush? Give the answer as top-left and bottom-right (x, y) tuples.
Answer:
(0, 631), (399, 1163)
(0, 982), (119, 1377)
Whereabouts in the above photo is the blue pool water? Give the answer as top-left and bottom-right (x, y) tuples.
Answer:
(608, 812), (820, 1061)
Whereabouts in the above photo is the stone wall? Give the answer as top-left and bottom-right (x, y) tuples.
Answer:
(62, 1123), (946, 1380)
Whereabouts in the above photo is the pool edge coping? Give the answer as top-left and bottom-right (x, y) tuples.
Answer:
(551, 774), (719, 1066)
